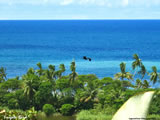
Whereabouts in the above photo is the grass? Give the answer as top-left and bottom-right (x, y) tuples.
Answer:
(37, 112), (76, 120)
(1, 107), (160, 120)
(76, 110), (112, 120)
(77, 110), (160, 120)
(147, 114), (160, 119)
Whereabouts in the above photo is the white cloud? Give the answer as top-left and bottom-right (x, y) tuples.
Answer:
(0, 0), (59, 5)
(127, 0), (160, 7)
(0, 0), (112, 7)
(78, 0), (112, 7)
(60, 0), (73, 6)
(0, 0), (160, 7)
(122, 0), (129, 6)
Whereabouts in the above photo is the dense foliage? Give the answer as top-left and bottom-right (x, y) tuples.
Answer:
(42, 104), (55, 116)
(0, 54), (160, 119)
(60, 104), (74, 116)
(0, 107), (37, 120)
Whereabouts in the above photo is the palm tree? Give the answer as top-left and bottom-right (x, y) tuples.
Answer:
(69, 60), (78, 84)
(138, 64), (147, 79)
(48, 65), (55, 71)
(125, 72), (133, 80)
(36, 62), (44, 76)
(121, 80), (133, 89)
(0, 67), (7, 83)
(23, 75), (36, 102)
(114, 62), (133, 81)
(136, 79), (142, 88)
(48, 65), (56, 79)
(114, 62), (126, 80)
(132, 54), (142, 77)
(44, 69), (52, 81)
(80, 89), (98, 103)
(59, 64), (65, 73)
(142, 80), (149, 89)
(27, 68), (35, 75)
(56, 64), (65, 79)
(149, 66), (159, 85)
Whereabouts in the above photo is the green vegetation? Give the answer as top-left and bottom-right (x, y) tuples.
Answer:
(37, 113), (76, 120)
(147, 114), (160, 119)
(0, 54), (160, 120)
(60, 104), (74, 116)
(77, 112), (160, 120)
(0, 107), (37, 120)
(77, 110), (112, 120)
(42, 104), (55, 116)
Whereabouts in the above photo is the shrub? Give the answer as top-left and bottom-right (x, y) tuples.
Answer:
(42, 104), (55, 116)
(8, 98), (19, 109)
(0, 108), (38, 120)
(60, 104), (74, 116)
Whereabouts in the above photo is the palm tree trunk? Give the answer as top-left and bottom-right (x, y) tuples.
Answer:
(133, 67), (138, 79)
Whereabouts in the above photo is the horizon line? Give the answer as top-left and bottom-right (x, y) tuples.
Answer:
(0, 18), (160, 21)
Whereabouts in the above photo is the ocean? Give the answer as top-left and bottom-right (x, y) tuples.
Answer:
(0, 20), (160, 79)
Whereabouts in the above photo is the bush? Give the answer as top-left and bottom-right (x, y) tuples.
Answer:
(0, 108), (38, 120)
(88, 104), (116, 115)
(42, 104), (55, 116)
(8, 98), (19, 109)
(60, 104), (74, 116)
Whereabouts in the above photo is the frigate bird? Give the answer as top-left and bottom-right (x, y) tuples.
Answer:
(83, 56), (88, 60)
(83, 56), (92, 61)
(88, 58), (91, 61)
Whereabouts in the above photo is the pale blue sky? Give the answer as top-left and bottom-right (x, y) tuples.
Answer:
(0, 0), (160, 20)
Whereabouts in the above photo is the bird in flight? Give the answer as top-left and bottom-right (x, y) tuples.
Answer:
(83, 56), (92, 61)
(88, 58), (91, 61)
(83, 56), (88, 60)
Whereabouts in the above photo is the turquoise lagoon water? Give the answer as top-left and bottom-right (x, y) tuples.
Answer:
(0, 20), (160, 80)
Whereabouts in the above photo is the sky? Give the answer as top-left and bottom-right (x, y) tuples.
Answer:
(0, 0), (160, 20)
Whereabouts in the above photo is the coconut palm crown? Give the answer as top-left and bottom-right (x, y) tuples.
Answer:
(114, 62), (133, 81)
(150, 66), (159, 85)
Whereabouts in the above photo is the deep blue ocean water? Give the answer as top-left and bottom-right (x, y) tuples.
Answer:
(0, 20), (160, 79)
